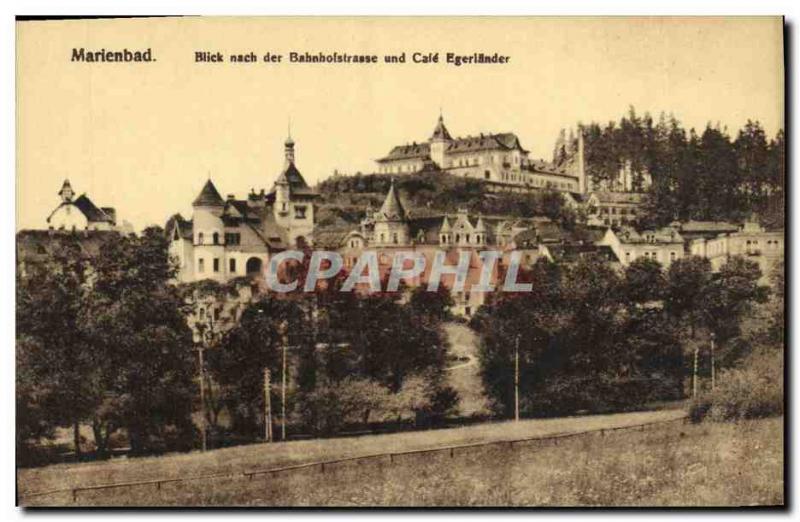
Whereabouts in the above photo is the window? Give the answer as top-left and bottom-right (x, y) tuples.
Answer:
(392, 233), (398, 244)
(484, 170), (490, 180)
(213, 258), (220, 272)
(295, 206), (307, 219)
(213, 232), (220, 245)
(225, 233), (241, 245)
(229, 258), (237, 273)
(197, 232), (204, 245)
(670, 251), (676, 262)
(198, 258), (205, 273)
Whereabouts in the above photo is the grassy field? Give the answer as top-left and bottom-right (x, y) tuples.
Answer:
(19, 408), (686, 505)
(20, 409), (783, 507)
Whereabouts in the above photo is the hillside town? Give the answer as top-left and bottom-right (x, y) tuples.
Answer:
(17, 112), (785, 497)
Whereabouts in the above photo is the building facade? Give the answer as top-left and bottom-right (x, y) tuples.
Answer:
(689, 220), (784, 283)
(47, 179), (120, 232)
(599, 225), (685, 269)
(375, 115), (587, 194)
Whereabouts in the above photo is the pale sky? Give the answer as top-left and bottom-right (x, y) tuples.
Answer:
(17, 16), (784, 231)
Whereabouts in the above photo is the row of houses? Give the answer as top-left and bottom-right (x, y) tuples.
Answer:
(19, 127), (783, 338)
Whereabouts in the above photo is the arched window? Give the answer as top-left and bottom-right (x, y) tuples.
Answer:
(197, 232), (204, 245)
(213, 232), (220, 245)
(392, 233), (398, 244)
(246, 257), (263, 276)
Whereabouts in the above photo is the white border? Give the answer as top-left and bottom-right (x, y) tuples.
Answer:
(4, 2), (796, 520)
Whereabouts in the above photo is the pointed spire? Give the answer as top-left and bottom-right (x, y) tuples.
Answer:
(378, 179), (406, 221)
(430, 112), (453, 142)
(192, 179), (225, 207)
(58, 179), (74, 202)
(440, 215), (451, 232)
(284, 120), (296, 166)
(475, 216), (486, 232)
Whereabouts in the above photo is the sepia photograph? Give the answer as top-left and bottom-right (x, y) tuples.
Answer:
(14, 15), (785, 508)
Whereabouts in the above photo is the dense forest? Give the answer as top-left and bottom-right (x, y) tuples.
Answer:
(558, 108), (785, 228)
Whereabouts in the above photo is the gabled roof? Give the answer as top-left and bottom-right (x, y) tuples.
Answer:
(377, 181), (407, 221)
(272, 162), (317, 197)
(615, 225), (683, 245)
(377, 142), (431, 163)
(678, 220), (739, 233)
(165, 213), (193, 240)
(313, 227), (352, 249)
(193, 180), (225, 207)
(73, 194), (114, 223)
(446, 132), (528, 154)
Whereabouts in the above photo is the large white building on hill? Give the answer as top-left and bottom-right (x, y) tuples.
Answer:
(375, 114), (589, 194)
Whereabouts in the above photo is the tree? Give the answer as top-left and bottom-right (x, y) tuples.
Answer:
(704, 256), (770, 344)
(80, 227), (196, 455)
(620, 257), (665, 306)
(664, 256), (713, 336)
(208, 294), (310, 437)
(16, 237), (98, 459)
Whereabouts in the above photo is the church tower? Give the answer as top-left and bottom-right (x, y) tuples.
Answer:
(429, 113), (452, 168)
(373, 179), (410, 246)
(270, 133), (318, 245)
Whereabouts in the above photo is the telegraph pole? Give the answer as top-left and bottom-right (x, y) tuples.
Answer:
(692, 346), (699, 398)
(281, 323), (288, 441)
(710, 332), (716, 391)
(197, 346), (207, 452)
(514, 334), (520, 422)
(264, 368), (273, 442)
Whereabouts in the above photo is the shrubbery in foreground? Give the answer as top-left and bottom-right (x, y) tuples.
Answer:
(689, 347), (783, 423)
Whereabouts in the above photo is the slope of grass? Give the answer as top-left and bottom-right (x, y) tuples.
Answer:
(19, 408), (684, 504)
(23, 415), (782, 507)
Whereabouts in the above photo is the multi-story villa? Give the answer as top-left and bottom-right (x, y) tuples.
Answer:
(599, 225), (685, 269)
(689, 220), (784, 283)
(166, 135), (319, 284)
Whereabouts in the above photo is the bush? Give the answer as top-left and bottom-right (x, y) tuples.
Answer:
(299, 378), (394, 435)
(689, 347), (783, 423)
(527, 374), (682, 417)
(395, 374), (460, 427)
